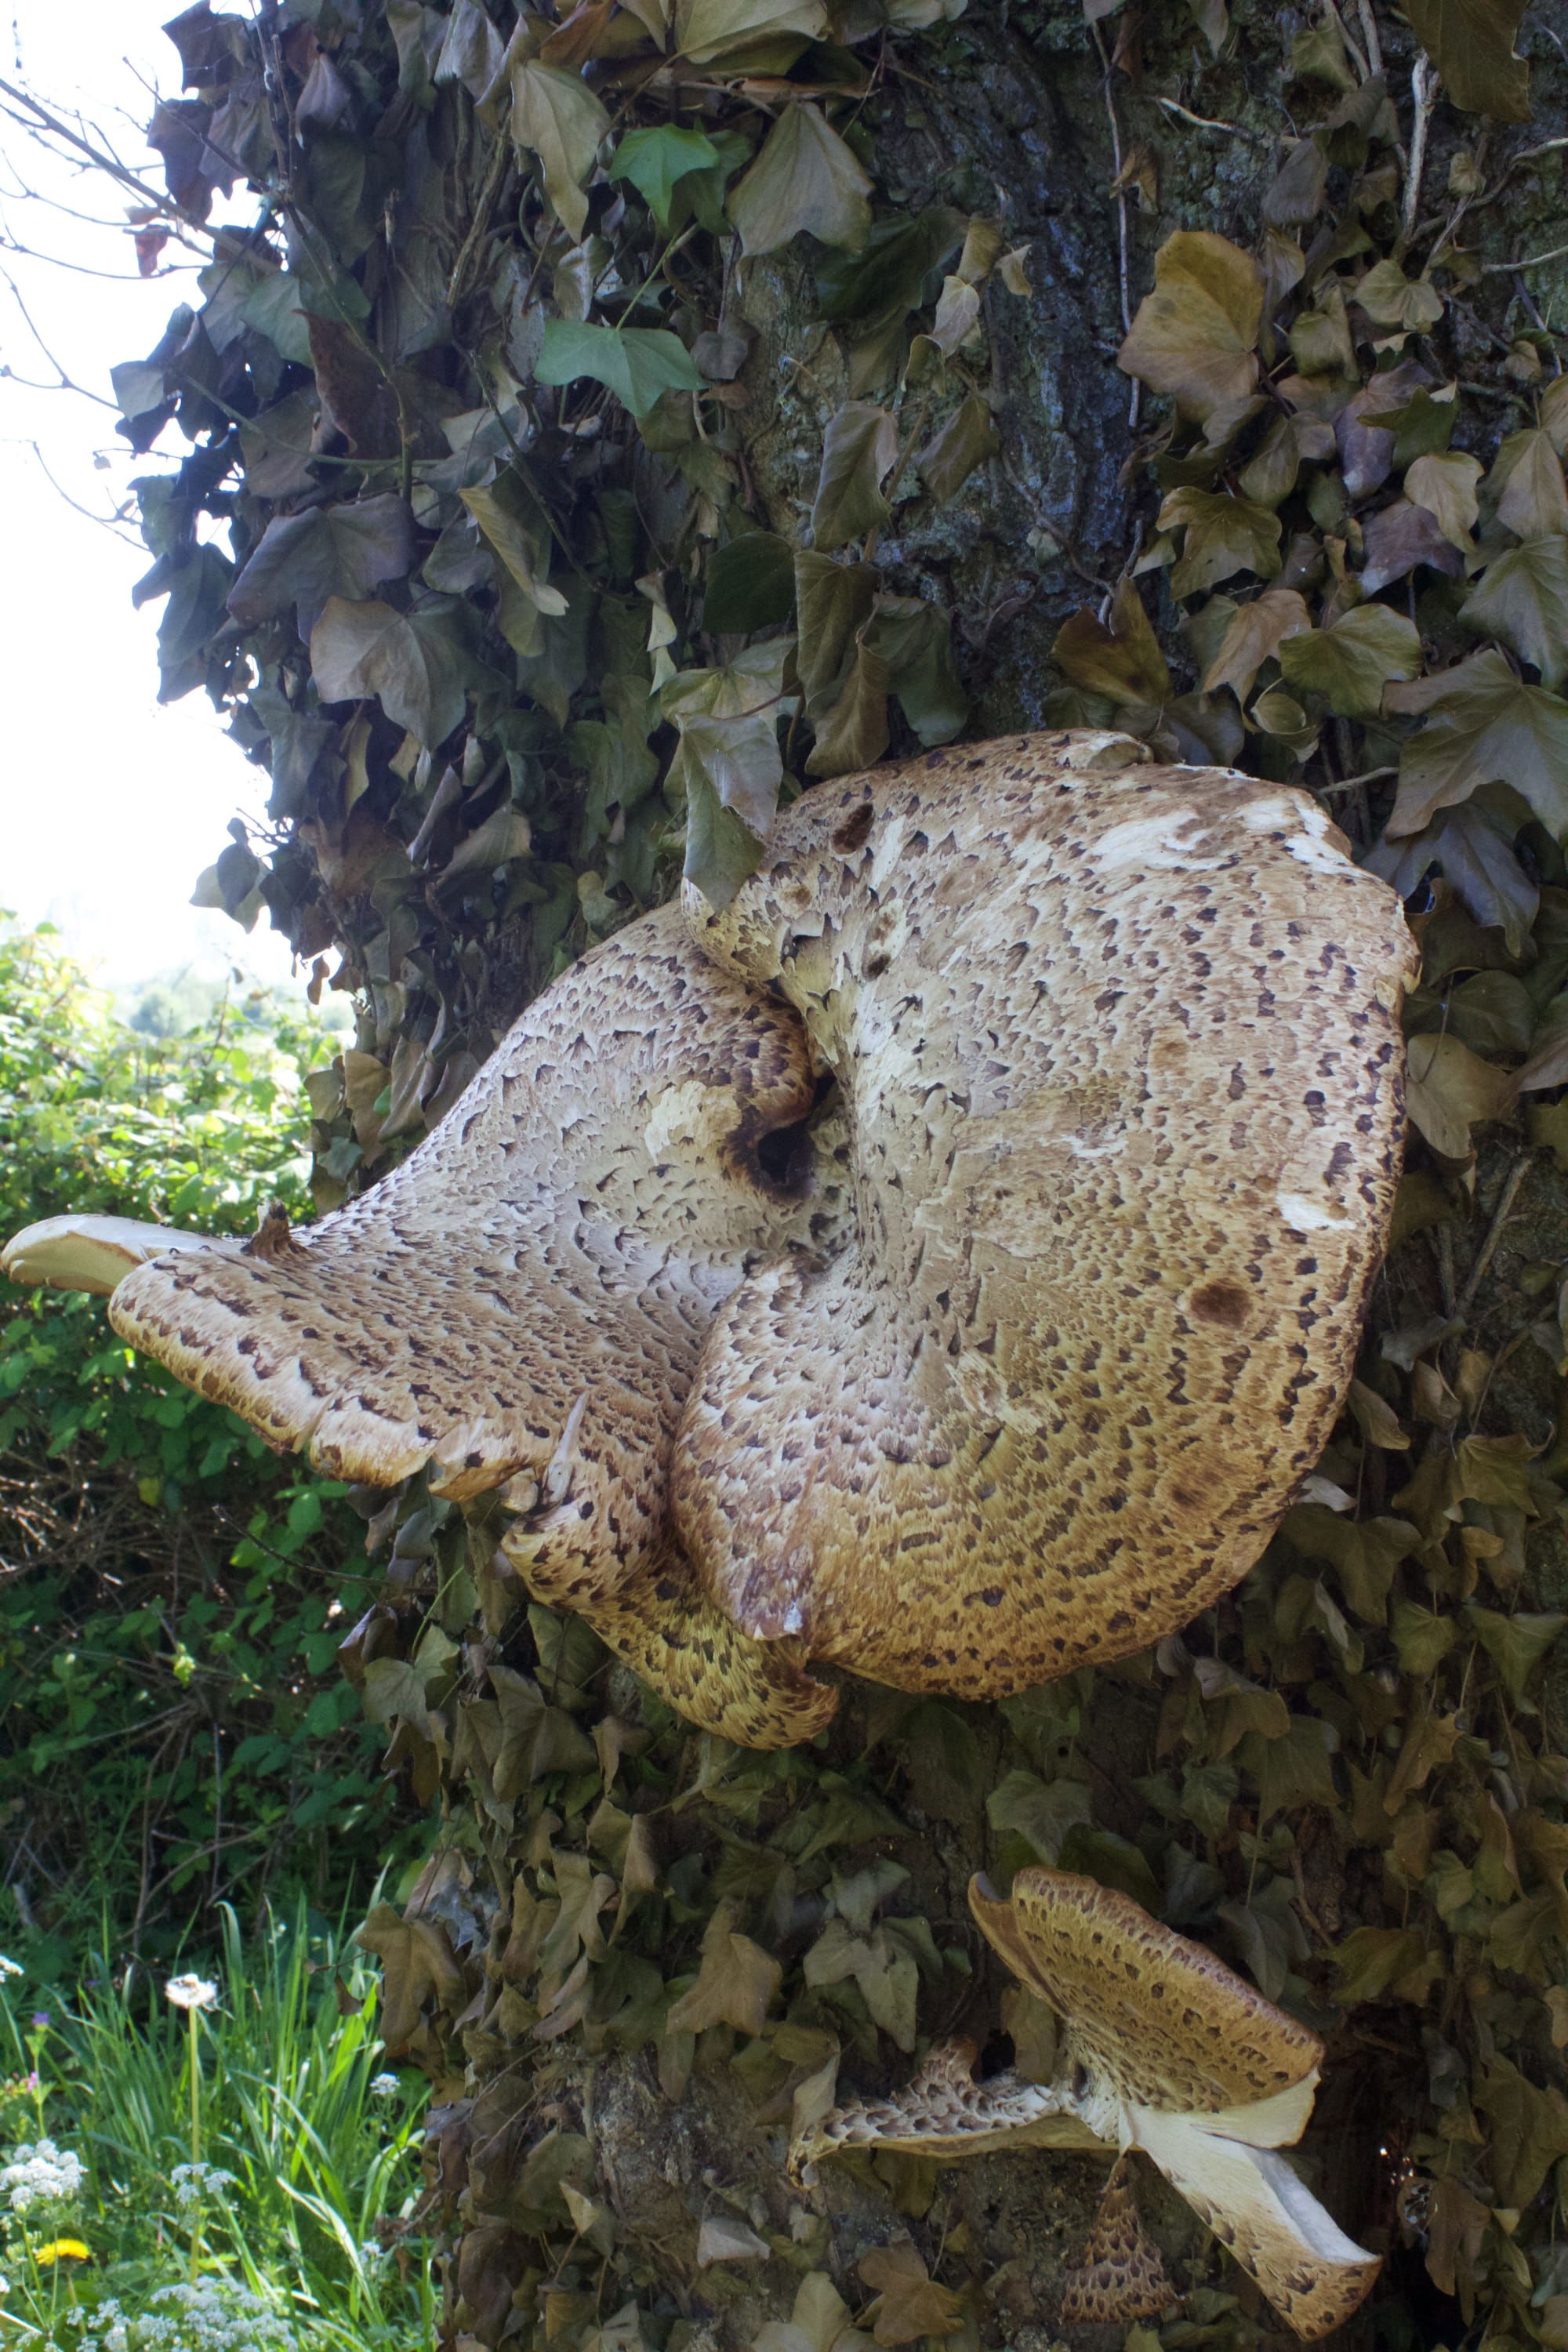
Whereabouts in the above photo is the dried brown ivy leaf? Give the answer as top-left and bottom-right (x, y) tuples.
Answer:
(1117, 230), (1264, 424)
(1405, 1032), (1518, 1160)
(510, 60), (610, 244)
(1354, 260), (1446, 335)
(677, 0), (828, 64)
(665, 1900), (782, 2035)
(1405, 450), (1483, 548)
(916, 391), (999, 505)
(857, 2244), (964, 2346)
(1200, 586), (1311, 701)
(1051, 579), (1170, 706)
(310, 595), (474, 748)
(1360, 497), (1464, 594)
(1491, 429), (1568, 539)
(728, 104), (873, 258)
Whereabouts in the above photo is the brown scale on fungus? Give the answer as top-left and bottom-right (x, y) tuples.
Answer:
(4, 732), (1414, 1747)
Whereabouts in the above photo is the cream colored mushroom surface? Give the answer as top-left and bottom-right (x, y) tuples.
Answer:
(793, 1867), (1382, 2341)
(1, 731), (1416, 1745)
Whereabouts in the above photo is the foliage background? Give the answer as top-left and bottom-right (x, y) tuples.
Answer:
(5, 0), (1568, 2346)
(0, 921), (419, 1971)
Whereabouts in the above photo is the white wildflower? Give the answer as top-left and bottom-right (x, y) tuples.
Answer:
(0, 2140), (85, 2212)
(368, 2071), (400, 2097)
(0, 1957), (22, 1980)
(162, 1975), (218, 2013)
(74, 2283), (299, 2350)
(169, 2162), (237, 2211)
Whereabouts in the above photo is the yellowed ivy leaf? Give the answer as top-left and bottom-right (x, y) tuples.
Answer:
(1051, 579), (1170, 706)
(1392, 1598), (1456, 1675)
(459, 483), (568, 616)
(510, 61), (610, 244)
(1465, 1602), (1566, 1703)
(676, 0), (827, 64)
(1159, 486), (1282, 597)
(916, 391), (999, 506)
(1118, 230), (1264, 424)
(1477, 2058), (1568, 2205)
(996, 244), (1033, 296)
(805, 641), (891, 779)
(858, 2243), (964, 2347)
(1200, 586), (1311, 701)
(1385, 1704), (1464, 1810)
(728, 104), (872, 258)
(1405, 448), (1483, 547)
(927, 272), (981, 356)
(1425, 2172), (1489, 2301)
(665, 1900), (782, 2035)
(1460, 537), (1568, 691)
(1406, 0), (1529, 120)
(1355, 259), (1445, 334)
(1491, 427), (1568, 539)
(811, 404), (899, 550)
(1348, 1378), (1411, 1450)
(956, 216), (1004, 285)
(1329, 1922), (1431, 2004)
(1405, 1031), (1518, 1160)
(1544, 377), (1568, 460)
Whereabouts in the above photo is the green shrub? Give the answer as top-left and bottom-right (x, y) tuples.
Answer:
(0, 921), (417, 1970)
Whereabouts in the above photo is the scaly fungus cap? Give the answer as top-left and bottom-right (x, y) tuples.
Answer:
(3, 733), (1416, 1748)
(794, 1867), (1381, 2342)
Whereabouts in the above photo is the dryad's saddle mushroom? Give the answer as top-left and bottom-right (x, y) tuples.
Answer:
(3, 732), (1417, 1744)
(793, 1867), (1382, 2340)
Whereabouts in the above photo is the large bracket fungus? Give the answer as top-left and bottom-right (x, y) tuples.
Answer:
(793, 1867), (1383, 2340)
(3, 731), (1416, 1746)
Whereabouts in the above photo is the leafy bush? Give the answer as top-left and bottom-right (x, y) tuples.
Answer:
(0, 922), (416, 1970)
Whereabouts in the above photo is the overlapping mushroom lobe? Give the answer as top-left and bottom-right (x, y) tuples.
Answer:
(105, 906), (833, 1599)
(675, 734), (1417, 1697)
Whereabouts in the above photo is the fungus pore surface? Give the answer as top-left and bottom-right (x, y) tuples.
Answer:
(2, 732), (1417, 1745)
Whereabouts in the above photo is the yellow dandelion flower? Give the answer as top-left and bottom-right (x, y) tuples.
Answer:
(33, 2240), (89, 2264)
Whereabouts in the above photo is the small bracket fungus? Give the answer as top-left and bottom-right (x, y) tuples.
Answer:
(793, 1867), (1382, 2342)
(2, 734), (1416, 1747)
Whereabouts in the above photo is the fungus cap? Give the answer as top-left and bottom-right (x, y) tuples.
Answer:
(2, 733), (1416, 1748)
(793, 1867), (1381, 2341)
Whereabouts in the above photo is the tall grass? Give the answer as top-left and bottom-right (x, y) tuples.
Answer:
(0, 1907), (433, 2349)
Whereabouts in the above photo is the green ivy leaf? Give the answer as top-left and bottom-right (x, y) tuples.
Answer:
(1276, 603), (1422, 718)
(702, 532), (797, 633)
(608, 125), (720, 230)
(1459, 538), (1568, 690)
(536, 321), (705, 417)
(227, 495), (415, 636)
(727, 103), (873, 258)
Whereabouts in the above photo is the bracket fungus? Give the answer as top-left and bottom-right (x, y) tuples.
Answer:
(2, 731), (1416, 1746)
(793, 1867), (1383, 2340)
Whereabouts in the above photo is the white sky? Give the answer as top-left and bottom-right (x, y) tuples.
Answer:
(1, 0), (298, 988)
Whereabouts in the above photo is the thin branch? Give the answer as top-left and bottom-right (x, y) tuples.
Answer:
(1321, 0), (1370, 83)
(1091, 19), (1140, 431)
(0, 78), (215, 247)
(1356, 0), (1384, 80)
(0, 263), (118, 404)
(1150, 94), (1266, 144)
(1320, 764), (1397, 791)
(1480, 239), (1568, 276)
(14, 441), (144, 541)
(1457, 1152), (1531, 1320)
(1399, 53), (1439, 249)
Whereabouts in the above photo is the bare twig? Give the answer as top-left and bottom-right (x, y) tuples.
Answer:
(1151, 94), (1266, 144)
(1480, 240), (1568, 276)
(1356, 0), (1384, 81)
(1091, 19), (1140, 431)
(1320, 764), (1398, 792)
(1321, 0), (1370, 82)
(1457, 1153), (1532, 1320)
(1399, 53), (1439, 249)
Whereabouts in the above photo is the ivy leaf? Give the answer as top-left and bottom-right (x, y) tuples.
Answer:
(1404, 449), (1483, 547)
(1475, 2059), (1568, 2208)
(857, 2245), (964, 2347)
(1368, 804), (1534, 953)
(796, 552), (880, 706)
(1276, 603), (1422, 718)
(665, 644), (789, 906)
(1404, 1032), (1518, 1160)
(1491, 428), (1568, 539)
(805, 642), (891, 779)
(1201, 586), (1312, 701)
(310, 594), (474, 747)
(811, 404), (899, 551)
(664, 1900), (782, 2035)
(1405, 0), (1530, 120)
(1459, 538), (1568, 688)
(227, 496), (414, 637)
(459, 481), (568, 617)
(537, 320), (704, 416)
(1353, 259), (1445, 334)
(1360, 497), (1463, 594)
(728, 104), (873, 258)
(702, 532), (796, 633)
(916, 391), (999, 506)
(677, 0), (829, 67)
(1465, 1604), (1566, 1704)
(1051, 579), (1170, 706)
(1117, 230), (1264, 424)
(862, 596), (967, 746)
(510, 60), (611, 244)
(608, 125), (720, 230)
(984, 1767), (1091, 1864)
(1158, 487), (1283, 596)
(1387, 649), (1568, 836)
